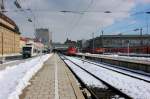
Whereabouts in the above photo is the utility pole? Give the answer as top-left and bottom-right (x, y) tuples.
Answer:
(127, 40), (130, 56)
(146, 15), (149, 34)
(92, 33), (94, 54)
(140, 28), (143, 46)
(146, 12), (150, 34)
(140, 28), (142, 36)
(101, 30), (104, 48)
(134, 28), (143, 46)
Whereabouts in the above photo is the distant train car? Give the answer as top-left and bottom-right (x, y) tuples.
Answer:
(22, 43), (43, 58)
(85, 48), (105, 54)
(83, 46), (150, 54)
(94, 48), (105, 54)
(22, 46), (35, 58)
(66, 46), (77, 56)
(104, 46), (150, 54)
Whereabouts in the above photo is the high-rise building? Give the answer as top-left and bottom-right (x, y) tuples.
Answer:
(35, 28), (52, 48)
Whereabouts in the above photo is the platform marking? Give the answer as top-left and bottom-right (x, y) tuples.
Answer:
(55, 55), (59, 99)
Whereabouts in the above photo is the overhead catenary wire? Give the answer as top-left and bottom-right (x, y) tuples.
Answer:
(89, 7), (150, 35)
(112, 25), (148, 35)
(4, 0), (150, 38)
(67, 0), (94, 36)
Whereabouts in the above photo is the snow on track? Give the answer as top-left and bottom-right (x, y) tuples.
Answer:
(78, 53), (150, 63)
(75, 57), (150, 82)
(92, 53), (150, 62)
(66, 56), (150, 99)
(63, 59), (107, 89)
(107, 54), (150, 61)
(0, 54), (52, 99)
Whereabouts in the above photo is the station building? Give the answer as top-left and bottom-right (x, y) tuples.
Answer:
(0, 13), (20, 57)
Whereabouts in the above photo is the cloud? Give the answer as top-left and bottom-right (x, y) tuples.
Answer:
(5, 0), (136, 42)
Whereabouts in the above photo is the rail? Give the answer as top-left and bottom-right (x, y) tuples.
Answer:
(74, 57), (150, 83)
(60, 54), (132, 99)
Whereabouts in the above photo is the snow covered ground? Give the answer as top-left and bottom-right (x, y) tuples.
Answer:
(77, 53), (150, 62)
(62, 57), (107, 89)
(76, 57), (150, 81)
(1, 60), (20, 65)
(82, 53), (150, 62)
(66, 56), (150, 99)
(101, 54), (150, 62)
(0, 54), (52, 99)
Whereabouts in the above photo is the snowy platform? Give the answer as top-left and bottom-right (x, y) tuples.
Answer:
(20, 54), (84, 99)
(0, 54), (51, 99)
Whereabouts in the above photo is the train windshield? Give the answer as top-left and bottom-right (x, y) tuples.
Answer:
(23, 47), (32, 53)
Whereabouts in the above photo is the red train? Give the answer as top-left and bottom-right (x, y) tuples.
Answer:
(65, 46), (150, 55)
(83, 46), (150, 54)
(105, 46), (150, 54)
(66, 46), (77, 56)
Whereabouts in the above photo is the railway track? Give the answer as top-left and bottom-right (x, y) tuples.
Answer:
(60, 55), (133, 99)
(60, 55), (99, 99)
(61, 56), (150, 99)
(74, 56), (150, 83)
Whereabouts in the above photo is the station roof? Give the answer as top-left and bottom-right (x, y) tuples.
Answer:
(99, 35), (150, 38)
(0, 12), (20, 34)
(0, 12), (17, 26)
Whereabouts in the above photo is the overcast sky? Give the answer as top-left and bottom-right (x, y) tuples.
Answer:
(4, 0), (150, 42)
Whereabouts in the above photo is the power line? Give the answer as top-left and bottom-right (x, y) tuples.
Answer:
(4, 0), (150, 36)
(67, 0), (94, 35)
(94, 9), (150, 35)
(112, 25), (148, 35)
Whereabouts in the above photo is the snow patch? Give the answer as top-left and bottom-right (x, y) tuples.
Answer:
(0, 54), (52, 99)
